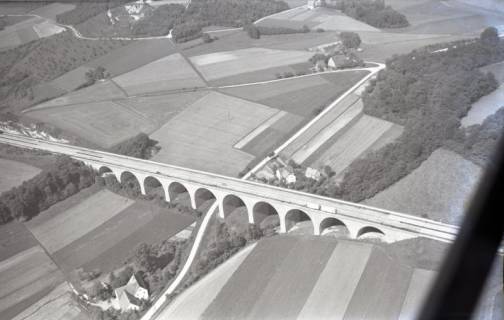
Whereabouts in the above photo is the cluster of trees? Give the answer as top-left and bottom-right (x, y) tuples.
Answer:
(172, 0), (289, 42)
(109, 133), (159, 159)
(340, 31), (361, 49)
(0, 156), (96, 224)
(331, 0), (409, 29)
(336, 28), (504, 202)
(244, 24), (310, 39)
(82, 66), (109, 88)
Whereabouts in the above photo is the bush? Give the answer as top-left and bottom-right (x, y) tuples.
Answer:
(109, 133), (159, 159)
(244, 24), (260, 39)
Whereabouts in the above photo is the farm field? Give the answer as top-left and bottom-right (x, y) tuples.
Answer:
(11, 282), (87, 320)
(0, 243), (64, 320)
(365, 148), (483, 225)
(166, 236), (436, 320)
(0, 158), (40, 193)
(190, 47), (313, 81)
(0, 3), (71, 50)
(26, 99), (158, 148)
(53, 199), (195, 274)
(29, 80), (127, 110)
(183, 29), (342, 56)
(257, 6), (380, 32)
(86, 39), (176, 77)
(209, 62), (311, 86)
(159, 244), (257, 319)
(306, 114), (402, 175)
(221, 70), (368, 117)
(280, 93), (361, 159)
(116, 90), (209, 126)
(151, 92), (278, 176)
(25, 189), (135, 254)
(113, 53), (206, 95)
(462, 61), (504, 127)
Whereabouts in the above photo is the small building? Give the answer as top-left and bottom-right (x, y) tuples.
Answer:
(276, 166), (297, 184)
(114, 273), (149, 311)
(305, 167), (322, 181)
(328, 54), (348, 69)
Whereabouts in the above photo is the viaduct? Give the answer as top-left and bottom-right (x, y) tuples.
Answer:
(0, 133), (458, 243)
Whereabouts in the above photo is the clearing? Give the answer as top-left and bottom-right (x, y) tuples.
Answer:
(0, 159), (41, 193)
(151, 91), (278, 176)
(365, 148), (483, 225)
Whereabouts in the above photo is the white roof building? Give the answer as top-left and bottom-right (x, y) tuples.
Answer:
(114, 273), (149, 311)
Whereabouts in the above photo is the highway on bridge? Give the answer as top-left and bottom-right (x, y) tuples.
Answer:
(0, 132), (458, 242)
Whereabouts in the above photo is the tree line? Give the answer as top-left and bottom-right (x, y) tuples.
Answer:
(330, 0), (409, 29)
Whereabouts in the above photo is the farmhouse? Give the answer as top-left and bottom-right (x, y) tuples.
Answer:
(114, 273), (149, 311)
(328, 55), (348, 69)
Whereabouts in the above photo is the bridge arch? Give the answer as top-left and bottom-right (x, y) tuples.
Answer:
(253, 201), (280, 232)
(144, 176), (167, 200)
(168, 181), (192, 208)
(357, 226), (385, 239)
(194, 187), (216, 209)
(319, 217), (349, 237)
(285, 209), (314, 234)
(221, 194), (250, 222)
(120, 171), (143, 195)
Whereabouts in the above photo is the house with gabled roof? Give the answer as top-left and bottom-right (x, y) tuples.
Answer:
(114, 273), (149, 311)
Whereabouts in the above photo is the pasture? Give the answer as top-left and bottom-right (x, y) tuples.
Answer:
(0, 159), (40, 193)
(113, 53), (206, 95)
(151, 92), (277, 176)
(25, 189), (135, 254)
(257, 6), (380, 32)
(190, 47), (313, 81)
(221, 70), (368, 117)
(365, 148), (483, 225)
